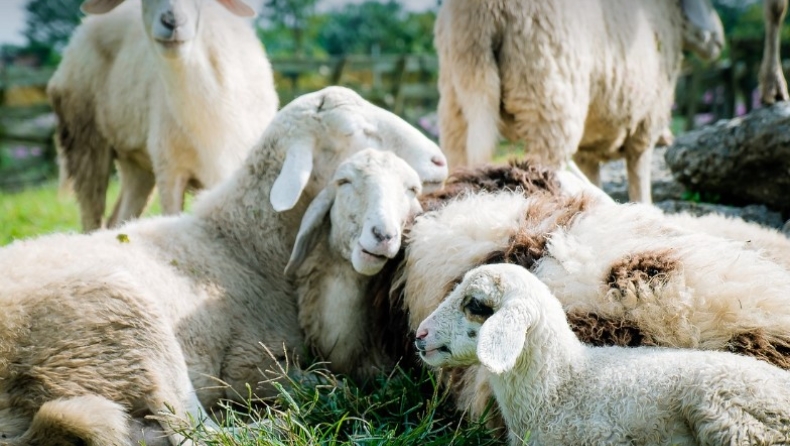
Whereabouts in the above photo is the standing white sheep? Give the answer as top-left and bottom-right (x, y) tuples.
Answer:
(0, 87), (448, 446)
(48, 0), (278, 231)
(416, 264), (790, 446)
(434, 0), (724, 203)
(286, 149), (423, 381)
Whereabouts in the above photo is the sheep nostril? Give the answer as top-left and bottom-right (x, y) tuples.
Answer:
(415, 328), (428, 340)
(372, 226), (395, 243)
(431, 156), (446, 167)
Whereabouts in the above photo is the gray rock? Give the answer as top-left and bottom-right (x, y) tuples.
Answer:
(664, 102), (790, 213)
(656, 200), (785, 229)
(601, 145), (687, 203)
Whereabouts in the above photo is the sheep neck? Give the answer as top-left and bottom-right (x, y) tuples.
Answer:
(487, 306), (585, 441)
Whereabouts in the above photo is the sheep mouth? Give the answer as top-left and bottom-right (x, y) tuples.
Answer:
(418, 345), (451, 357)
(156, 39), (186, 50)
(360, 248), (389, 261)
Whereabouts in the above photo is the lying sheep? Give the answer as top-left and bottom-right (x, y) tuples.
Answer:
(0, 87), (448, 445)
(416, 264), (790, 446)
(760, 0), (789, 104)
(48, 0), (278, 231)
(286, 149), (423, 381)
(434, 0), (724, 202)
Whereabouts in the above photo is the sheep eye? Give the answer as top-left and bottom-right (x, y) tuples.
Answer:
(464, 297), (493, 318)
(408, 186), (419, 196)
(337, 178), (351, 186)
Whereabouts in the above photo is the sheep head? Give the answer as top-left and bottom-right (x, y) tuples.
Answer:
(285, 149), (423, 277)
(80, 0), (255, 58)
(680, 0), (724, 61)
(415, 264), (546, 374)
(270, 87), (448, 212)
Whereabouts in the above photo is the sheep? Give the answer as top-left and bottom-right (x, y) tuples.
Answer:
(397, 189), (790, 426)
(416, 263), (790, 446)
(0, 87), (448, 445)
(286, 149), (423, 381)
(434, 0), (724, 203)
(48, 0), (279, 232)
(760, 0), (789, 104)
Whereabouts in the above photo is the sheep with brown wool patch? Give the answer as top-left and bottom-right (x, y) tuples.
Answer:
(0, 87), (448, 446)
(435, 0), (724, 203)
(416, 264), (790, 446)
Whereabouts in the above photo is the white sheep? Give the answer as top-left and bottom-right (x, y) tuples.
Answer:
(416, 263), (790, 446)
(286, 149), (423, 381)
(48, 0), (278, 231)
(434, 0), (724, 203)
(0, 87), (448, 445)
(760, 0), (789, 104)
(400, 190), (790, 426)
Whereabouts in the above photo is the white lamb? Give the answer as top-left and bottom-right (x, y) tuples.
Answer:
(434, 0), (724, 202)
(416, 263), (790, 446)
(286, 149), (423, 381)
(0, 87), (447, 445)
(48, 0), (278, 231)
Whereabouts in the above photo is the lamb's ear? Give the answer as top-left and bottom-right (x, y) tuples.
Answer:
(215, 0), (256, 17)
(81, 0), (125, 14)
(477, 298), (531, 374)
(680, 0), (720, 34)
(284, 186), (335, 277)
(271, 138), (315, 212)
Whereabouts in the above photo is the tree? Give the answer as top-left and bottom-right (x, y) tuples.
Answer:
(260, 0), (319, 57)
(22, 0), (83, 56)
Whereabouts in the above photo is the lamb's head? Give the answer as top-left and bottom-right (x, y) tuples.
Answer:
(80, 0), (255, 57)
(415, 264), (545, 374)
(270, 87), (448, 212)
(679, 0), (725, 61)
(285, 149), (423, 277)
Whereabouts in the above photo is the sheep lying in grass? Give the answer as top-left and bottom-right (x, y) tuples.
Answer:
(287, 149), (423, 381)
(435, 0), (724, 202)
(416, 264), (790, 446)
(0, 87), (447, 445)
(49, 0), (278, 231)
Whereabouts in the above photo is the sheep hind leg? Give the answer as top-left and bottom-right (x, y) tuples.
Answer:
(760, 0), (789, 104)
(107, 158), (155, 228)
(623, 128), (654, 204)
(571, 151), (602, 187)
(438, 80), (470, 168)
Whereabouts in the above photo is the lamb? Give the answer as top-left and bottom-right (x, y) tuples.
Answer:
(48, 0), (279, 232)
(0, 87), (448, 445)
(416, 263), (790, 446)
(759, 0), (789, 104)
(286, 149), (423, 381)
(397, 189), (790, 426)
(434, 0), (724, 203)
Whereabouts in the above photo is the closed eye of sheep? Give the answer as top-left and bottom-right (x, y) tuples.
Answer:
(416, 264), (790, 446)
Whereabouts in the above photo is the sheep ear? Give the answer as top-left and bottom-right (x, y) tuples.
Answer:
(284, 186), (335, 277)
(215, 0), (256, 17)
(81, 0), (125, 14)
(271, 138), (315, 212)
(477, 298), (530, 374)
(680, 0), (719, 33)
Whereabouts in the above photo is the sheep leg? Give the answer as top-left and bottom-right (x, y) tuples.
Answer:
(571, 151), (602, 187)
(107, 158), (155, 228)
(438, 72), (470, 167)
(760, 0), (789, 104)
(156, 172), (190, 216)
(623, 128), (654, 203)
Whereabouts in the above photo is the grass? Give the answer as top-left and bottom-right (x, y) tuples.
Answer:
(0, 181), (503, 445)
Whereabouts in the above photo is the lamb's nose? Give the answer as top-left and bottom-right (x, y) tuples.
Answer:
(415, 328), (428, 340)
(161, 11), (177, 30)
(431, 156), (446, 167)
(372, 226), (396, 243)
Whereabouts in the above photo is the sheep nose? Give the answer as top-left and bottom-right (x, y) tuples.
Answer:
(372, 226), (396, 243)
(431, 156), (446, 167)
(415, 328), (428, 340)
(160, 11), (178, 30)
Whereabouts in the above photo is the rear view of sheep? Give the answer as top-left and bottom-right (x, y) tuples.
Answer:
(286, 149), (423, 381)
(435, 0), (724, 203)
(416, 264), (790, 446)
(48, 0), (278, 231)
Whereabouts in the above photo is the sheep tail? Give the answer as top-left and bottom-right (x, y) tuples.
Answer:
(2, 395), (130, 446)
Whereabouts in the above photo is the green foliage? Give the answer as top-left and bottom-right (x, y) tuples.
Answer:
(22, 0), (83, 57)
(260, 0), (320, 57)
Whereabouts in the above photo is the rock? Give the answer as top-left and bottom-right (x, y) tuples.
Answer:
(664, 102), (790, 214)
(656, 200), (785, 229)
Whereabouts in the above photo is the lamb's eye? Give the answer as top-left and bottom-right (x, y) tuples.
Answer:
(337, 178), (351, 186)
(408, 186), (420, 196)
(464, 297), (493, 318)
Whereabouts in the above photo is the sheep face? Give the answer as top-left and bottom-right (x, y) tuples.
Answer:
(680, 0), (724, 60)
(415, 264), (540, 374)
(270, 87), (448, 213)
(80, 0), (255, 57)
(285, 149), (423, 277)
